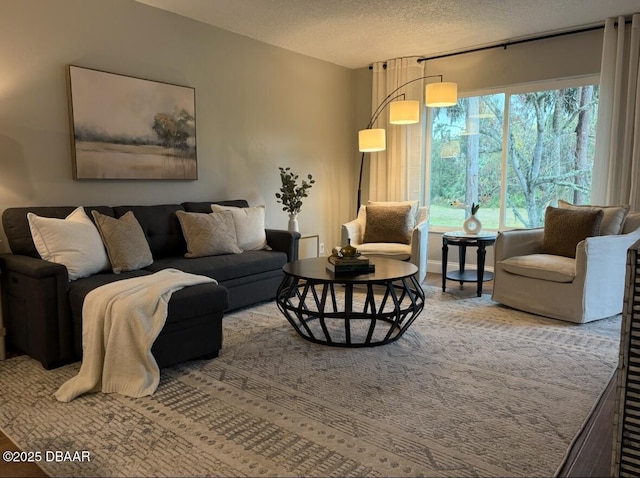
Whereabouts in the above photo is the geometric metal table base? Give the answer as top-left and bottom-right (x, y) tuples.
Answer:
(276, 258), (425, 347)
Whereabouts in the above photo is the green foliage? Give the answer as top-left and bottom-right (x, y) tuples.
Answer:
(429, 86), (599, 229)
(275, 167), (315, 215)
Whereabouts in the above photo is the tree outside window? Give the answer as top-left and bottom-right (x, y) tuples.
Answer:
(428, 81), (599, 230)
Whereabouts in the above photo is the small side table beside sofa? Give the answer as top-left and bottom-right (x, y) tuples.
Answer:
(442, 231), (497, 297)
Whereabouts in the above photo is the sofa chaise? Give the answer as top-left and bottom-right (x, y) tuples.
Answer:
(0, 200), (299, 369)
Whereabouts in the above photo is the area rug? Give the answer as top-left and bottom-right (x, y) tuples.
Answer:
(0, 286), (621, 477)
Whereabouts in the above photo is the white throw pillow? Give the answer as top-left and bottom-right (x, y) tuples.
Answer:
(27, 207), (110, 281)
(210, 204), (268, 251)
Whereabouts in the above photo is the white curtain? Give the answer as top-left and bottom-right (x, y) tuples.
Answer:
(592, 14), (640, 209)
(368, 57), (425, 202)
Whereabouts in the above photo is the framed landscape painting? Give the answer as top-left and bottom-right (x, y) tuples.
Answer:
(68, 65), (197, 180)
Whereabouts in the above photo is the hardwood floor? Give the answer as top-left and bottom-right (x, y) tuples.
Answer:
(0, 436), (47, 477)
(0, 272), (616, 477)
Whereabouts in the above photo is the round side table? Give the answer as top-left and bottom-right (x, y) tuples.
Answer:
(442, 231), (497, 297)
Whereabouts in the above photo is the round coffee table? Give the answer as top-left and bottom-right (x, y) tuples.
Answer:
(276, 257), (425, 347)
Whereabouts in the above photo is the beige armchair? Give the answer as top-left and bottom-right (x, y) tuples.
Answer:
(340, 201), (428, 284)
(492, 206), (640, 323)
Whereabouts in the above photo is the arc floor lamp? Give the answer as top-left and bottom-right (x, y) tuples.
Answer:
(357, 75), (458, 213)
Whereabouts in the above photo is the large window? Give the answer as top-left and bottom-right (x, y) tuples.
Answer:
(427, 78), (599, 230)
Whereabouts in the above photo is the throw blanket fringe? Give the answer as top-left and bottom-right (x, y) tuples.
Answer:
(55, 269), (216, 402)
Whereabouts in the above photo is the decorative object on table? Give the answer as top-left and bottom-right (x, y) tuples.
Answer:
(327, 241), (374, 274)
(356, 74), (458, 214)
(463, 202), (482, 234)
(338, 238), (359, 258)
(275, 167), (315, 232)
(326, 255), (374, 274)
(68, 65), (197, 180)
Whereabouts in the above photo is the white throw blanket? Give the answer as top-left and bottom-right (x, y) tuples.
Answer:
(55, 269), (216, 402)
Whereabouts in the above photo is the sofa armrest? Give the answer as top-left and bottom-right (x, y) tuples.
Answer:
(341, 219), (363, 247)
(494, 228), (544, 261)
(578, 227), (640, 281)
(0, 253), (69, 281)
(410, 218), (428, 283)
(0, 253), (73, 368)
(265, 229), (301, 262)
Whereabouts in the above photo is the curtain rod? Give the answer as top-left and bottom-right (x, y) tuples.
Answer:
(370, 18), (633, 69)
(416, 23), (607, 63)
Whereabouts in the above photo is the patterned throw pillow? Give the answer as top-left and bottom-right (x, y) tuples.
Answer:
(362, 204), (412, 244)
(91, 210), (153, 274)
(542, 206), (603, 258)
(176, 210), (242, 258)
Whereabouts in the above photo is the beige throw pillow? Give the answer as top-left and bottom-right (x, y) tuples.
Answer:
(91, 210), (153, 274)
(362, 204), (412, 244)
(176, 210), (242, 257)
(27, 207), (110, 281)
(557, 199), (629, 235)
(210, 204), (268, 251)
(542, 206), (603, 258)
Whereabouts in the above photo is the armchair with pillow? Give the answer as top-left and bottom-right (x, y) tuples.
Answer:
(340, 201), (428, 283)
(492, 202), (640, 323)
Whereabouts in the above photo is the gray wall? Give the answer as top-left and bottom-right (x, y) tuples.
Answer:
(0, 0), (358, 253)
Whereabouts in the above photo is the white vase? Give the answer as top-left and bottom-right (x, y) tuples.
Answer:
(463, 214), (482, 234)
(288, 213), (299, 232)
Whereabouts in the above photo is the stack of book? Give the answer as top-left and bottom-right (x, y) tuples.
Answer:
(326, 255), (375, 274)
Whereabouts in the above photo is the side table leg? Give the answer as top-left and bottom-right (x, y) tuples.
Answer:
(477, 242), (487, 297)
(458, 244), (467, 286)
(441, 239), (449, 292)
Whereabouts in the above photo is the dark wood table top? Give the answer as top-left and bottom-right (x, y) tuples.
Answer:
(282, 257), (418, 283)
(443, 231), (497, 243)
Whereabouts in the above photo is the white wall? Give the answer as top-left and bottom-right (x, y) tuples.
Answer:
(354, 28), (605, 275)
(0, 0), (358, 252)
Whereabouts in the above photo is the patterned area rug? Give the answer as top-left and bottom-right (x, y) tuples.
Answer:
(0, 287), (621, 477)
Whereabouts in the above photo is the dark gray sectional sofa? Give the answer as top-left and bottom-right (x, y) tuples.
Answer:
(0, 200), (299, 369)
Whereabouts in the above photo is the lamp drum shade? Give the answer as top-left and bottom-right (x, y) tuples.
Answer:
(389, 100), (420, 124)
(425, 81), (458, 107)
(359, 128), (386, 152)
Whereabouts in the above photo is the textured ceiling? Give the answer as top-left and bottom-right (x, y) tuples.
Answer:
(135, 0), (639, 69)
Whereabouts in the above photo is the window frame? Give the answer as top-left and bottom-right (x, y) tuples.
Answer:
(424, 74), (601, 233)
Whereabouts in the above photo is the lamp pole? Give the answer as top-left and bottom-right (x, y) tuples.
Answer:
(356, 74), (448, 214)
